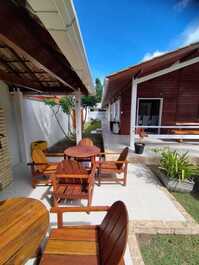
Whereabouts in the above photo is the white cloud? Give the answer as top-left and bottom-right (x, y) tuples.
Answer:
(141, 50), (167, 62)
(181, 24), (199, 45)
(174, 0), (192, 11)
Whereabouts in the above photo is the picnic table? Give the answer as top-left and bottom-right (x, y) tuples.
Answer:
(0, 197), (49, 265)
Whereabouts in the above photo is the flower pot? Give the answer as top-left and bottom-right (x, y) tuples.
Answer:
(151, 166), (194, 193)
(134, 143), (145, 154)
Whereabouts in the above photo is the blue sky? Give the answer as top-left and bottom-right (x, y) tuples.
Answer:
(73, 0), (199, 81)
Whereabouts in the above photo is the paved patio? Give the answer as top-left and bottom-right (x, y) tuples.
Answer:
(0, 160), (187, 265)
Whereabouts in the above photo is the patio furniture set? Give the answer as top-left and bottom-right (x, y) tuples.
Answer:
(0, 138), (129, 265)
(28, 138), (129, 207)
(3, 139), (129, 265)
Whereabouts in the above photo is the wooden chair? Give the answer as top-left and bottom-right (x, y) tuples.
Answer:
(28, 149), (58, 188)
(78, 137), (94, 146)
(77, 138), (95, 164)
(96, 147), (129, 186)
(39, 200), (128, 265)
(52, 160), (95, 207)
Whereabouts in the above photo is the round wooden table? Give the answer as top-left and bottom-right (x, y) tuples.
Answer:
(0, 197), (49, 265)
(64, 145), (100, 166)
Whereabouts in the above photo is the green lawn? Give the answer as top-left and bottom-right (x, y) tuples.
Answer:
(138, 234), (199, 265)
(172, 192), (199, 223)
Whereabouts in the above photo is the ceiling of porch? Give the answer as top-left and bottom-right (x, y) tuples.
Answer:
(0, 1), (89, 96)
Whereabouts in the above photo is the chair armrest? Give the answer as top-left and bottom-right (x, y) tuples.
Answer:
(98, 160), (127, 164)
(27, 162), (49, 166)
(51, 206), (110, 213)
(51, 205), (110, 228)
(45, 152), (64, 157)
(98, 152), (120, 156)
(27, 162), (58, 166)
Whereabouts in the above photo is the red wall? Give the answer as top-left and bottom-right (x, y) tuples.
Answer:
(119, 62), (199, 135)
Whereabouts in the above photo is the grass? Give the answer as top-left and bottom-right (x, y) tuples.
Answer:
(172, 192), (199, 223)
(138, 234), (199, 265)
(47, 119), (104, 153)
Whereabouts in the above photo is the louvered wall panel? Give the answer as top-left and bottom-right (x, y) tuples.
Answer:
(0, 107), (12, 189)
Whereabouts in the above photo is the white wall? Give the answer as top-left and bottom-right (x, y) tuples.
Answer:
(0, 82), (21, 167)
(23, 99), (69, 160)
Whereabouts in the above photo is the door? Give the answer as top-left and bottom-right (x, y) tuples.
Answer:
(137, 99), (162, 133)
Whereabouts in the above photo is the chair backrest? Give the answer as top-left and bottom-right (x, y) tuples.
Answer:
(99, 201), (128, 265)
(32, 149), (48, 172)
(116, 147), (129, 170)
(78, 138), (94, 147)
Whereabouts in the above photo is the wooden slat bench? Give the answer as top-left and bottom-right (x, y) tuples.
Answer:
(171, 129), (199, 142)
(39, 201), (128, 265)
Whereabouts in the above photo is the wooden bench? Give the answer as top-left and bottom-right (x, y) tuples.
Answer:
(39, 201), (128, 265)
(171, 129), (199, 142)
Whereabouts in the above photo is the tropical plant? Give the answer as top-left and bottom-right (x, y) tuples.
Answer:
(81, 78), (103, 125)
(136, 128), (148, 144)
(153, 148), (199, 182)
(44, 96), (75, 139)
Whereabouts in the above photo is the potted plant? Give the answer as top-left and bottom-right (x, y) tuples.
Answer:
(152, 148), (199, 192)
(134, 128), (147, 154)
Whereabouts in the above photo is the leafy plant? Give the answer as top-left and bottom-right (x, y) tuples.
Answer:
(44, 96), (75, 139)
(153, 148), (199, 181)
(136, 128), (148, 144)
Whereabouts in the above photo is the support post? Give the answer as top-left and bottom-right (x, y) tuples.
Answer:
(130, 77), (138, 148)
(75, 88), (82, 144)
(107, 103), (111, 130)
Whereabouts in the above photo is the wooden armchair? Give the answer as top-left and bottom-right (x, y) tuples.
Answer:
(77, 137), (94, 164)
(78, 137), (94, 146)
(52, 160), (95, 207)
(39, 201), (128, 265)
(96, 147), (129, 186)
(28, 149), (58, 188)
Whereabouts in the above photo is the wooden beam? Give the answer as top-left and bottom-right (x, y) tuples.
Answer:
(0, 69), (43, 93)
(136, 56), (199, 84)
(0, 1), (87, 94)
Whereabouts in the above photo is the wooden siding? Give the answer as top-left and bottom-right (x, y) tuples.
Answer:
(120, 87), (132, 135)
(119, 62), (199, 135)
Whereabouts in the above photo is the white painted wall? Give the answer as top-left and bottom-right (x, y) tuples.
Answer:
(0, 82), (20, 167)
(23, 99), (69, 161)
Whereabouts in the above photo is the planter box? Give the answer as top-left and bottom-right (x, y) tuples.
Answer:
(151, 166), (194, 193)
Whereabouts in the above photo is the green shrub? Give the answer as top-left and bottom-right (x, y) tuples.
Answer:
(153, 148), (199, 181)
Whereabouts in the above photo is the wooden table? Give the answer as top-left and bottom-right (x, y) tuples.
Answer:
(64, 145), (100, 166)
(0, 197), (49, 265)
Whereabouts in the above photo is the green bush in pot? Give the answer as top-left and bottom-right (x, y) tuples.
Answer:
(153, 148), (199, 182)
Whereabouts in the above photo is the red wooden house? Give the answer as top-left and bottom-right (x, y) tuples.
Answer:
(102, 42), (199, 146)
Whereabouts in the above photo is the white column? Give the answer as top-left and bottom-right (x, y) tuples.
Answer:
(107, 103), (111, 130)
(130, 77), (138, 148)
(75, 88), (82, 144)
(113, 102), (116, 120)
